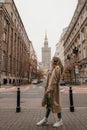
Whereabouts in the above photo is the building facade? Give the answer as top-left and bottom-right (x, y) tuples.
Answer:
(63, 0), (87, 84)
(29, 42), (38, 82)
(55, 28), (67, 66)
(42, 33), (51, 72)
(0, 0), (37, 85)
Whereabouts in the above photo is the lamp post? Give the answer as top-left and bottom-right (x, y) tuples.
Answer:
(73, 47), (78, 84)
(67, 54), (74, 112)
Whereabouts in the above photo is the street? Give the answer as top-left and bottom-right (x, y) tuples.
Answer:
(0, 82), (87, 130)
(0, 82), (87, 109)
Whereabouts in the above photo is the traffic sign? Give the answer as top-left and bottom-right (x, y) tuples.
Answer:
(75, 65), (79, 74)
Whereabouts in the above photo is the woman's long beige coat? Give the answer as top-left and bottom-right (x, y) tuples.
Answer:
(42, 66), (61, 113)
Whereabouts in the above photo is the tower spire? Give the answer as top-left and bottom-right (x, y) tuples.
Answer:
(45, 30), (47, 41)
(44, 31), (48, 47)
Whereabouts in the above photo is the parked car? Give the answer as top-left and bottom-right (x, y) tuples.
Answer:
(38, 79), (44, 83)
(60, 79), (66, 86)
(32, 79), (38, 84)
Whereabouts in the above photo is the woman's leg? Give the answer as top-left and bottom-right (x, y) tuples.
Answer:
(57, 112), (62, 119)
(53, 112), (63, 127)
(36, 108), (51, 126)
(45, 108), (51, 118)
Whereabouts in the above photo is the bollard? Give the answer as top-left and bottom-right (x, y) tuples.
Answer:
(69, 86), (74, 112)
(16, 87), (21, 112)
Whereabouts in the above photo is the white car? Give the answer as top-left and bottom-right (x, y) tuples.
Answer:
(32, 79), (38, 84)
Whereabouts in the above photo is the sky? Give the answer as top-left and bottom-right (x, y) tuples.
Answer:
(14, 0), (78, 62)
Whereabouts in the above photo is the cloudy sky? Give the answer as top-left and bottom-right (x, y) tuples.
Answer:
(14, 0), (78, 61)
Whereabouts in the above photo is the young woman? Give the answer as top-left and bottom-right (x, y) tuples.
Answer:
(36, 56), (64, 128)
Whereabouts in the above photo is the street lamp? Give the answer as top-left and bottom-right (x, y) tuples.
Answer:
(73, 47), (79, 84)
(67, 54), (74, 112)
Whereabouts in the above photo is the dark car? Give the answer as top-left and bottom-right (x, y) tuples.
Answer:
(60, 79), (66, 86)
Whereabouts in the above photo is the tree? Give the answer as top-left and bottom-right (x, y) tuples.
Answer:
(36, 69), (44, 80)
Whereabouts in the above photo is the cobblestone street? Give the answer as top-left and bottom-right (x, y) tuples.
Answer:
(0, 84), (87, 130)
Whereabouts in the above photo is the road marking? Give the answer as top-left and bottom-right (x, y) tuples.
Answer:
(0, 85), (87, 94)
(61, 87), (87, 94)
(0, 92), (15, 95)
(39, 86), (43, 88)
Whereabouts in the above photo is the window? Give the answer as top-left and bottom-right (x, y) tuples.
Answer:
(4, 19), (6, 28)
(13, 58), (15, 73)
(14, 19), (16, 26)
(3, 32), (6, 42)
(10, 28), (13, 51)
(9, 55), (12, 72)
(2, 51), (6, 71)
(14, 33), (16, 43)
(11, 12), (13, 19)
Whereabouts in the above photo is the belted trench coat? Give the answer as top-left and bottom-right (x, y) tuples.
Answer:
(42, 66), (62, 113)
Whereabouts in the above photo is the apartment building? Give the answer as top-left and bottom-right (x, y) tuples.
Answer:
(63, 0), (87, 84)
(55, 28), (67, 66)
(0, 0), (37, 85)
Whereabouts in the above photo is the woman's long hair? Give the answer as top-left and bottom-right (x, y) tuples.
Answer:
(52, 56), (64, 74)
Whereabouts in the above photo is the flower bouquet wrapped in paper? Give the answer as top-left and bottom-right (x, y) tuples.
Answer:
(43, 96), (52, 108)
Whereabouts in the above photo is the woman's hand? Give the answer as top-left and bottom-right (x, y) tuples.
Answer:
(45, 90), (50, 96)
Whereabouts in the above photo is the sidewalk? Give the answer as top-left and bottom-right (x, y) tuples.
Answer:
(0, 84), (35, 92)
(0, 84), (87, 130)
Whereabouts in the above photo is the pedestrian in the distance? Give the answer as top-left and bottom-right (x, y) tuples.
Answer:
(36, 56), (64, 128)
